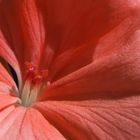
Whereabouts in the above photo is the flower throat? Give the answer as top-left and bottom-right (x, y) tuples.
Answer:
(20, 62), (48, 107)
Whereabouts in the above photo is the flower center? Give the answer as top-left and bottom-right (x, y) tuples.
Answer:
(20, 62), (48, 107)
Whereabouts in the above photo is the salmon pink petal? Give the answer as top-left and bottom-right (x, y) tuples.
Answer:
(0, 94), (66, 139)
(17, 107), (65, 140)
(0, 106), (26, 139)
(0, 63), (16, 89)
(0, 105), (66, 139)
(18, 108), (65, 140)
(0, 82), (13, 94)
(0, 94), (19, 110)
(40, 7), (140, 100)
(0, 105), (16, 126)
(0, 63), (19, 106)
(0, 0), (45, 70)
(35, 96), (140, 140)
(0, 63), (20, 95)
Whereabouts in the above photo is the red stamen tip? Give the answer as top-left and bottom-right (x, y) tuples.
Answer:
(25, 61), (49, 86)
(32, 75), (43, 86)
(25, 62), (36, 80)
(25, 62), (36, 71)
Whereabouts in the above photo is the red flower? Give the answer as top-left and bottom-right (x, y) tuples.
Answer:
(0, 0), (140, 139)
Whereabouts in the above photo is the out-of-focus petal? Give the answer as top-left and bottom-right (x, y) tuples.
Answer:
(35, 96), (140, 140)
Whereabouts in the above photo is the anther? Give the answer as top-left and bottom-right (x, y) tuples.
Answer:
(25, 62), (36, 80)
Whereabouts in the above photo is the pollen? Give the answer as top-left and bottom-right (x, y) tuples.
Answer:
(20, 62), (49, 107)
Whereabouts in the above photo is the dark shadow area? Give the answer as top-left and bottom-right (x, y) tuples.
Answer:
(8, 64), (19, 88)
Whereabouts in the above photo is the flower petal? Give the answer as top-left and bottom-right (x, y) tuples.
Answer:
(0, 94), (19, 110)
(17, 107), (66, 140)
(0, 0), (45, 70)
(40, 7), (140, 100)
(38, 0), (138, 77)
(0, 82), (13, 94)
(0, 96), (66, 140)
(0, 63), (16, 89)
(35, 96), (140, 140)
(0, 106), (26, 139)
(0, 32), (21, 87)
(0, 105), (66, 140)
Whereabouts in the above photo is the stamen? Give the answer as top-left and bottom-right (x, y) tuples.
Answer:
(25, 61), (36, 80)
(21, 80), (31, 106)
(27, 85), (41, 106)
(21, 62), (49, 107)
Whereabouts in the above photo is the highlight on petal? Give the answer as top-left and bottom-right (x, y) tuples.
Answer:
(0, 82), (13, 93)
(0, 78), (66, 139)
(0, 104), (67, 139)
(17, 107), (66, 140)
(0, 106), (26, 139)
(35, 96), (140, 140)
(40, 52), (140, 100)
(0, 94), (19, 110)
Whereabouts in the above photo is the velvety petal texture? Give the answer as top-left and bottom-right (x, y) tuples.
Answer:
(0, 0), (140, 140)
(40, 2), (140, 100)
(39, 0), (140, 81)
(0, 106), (66, 140)
(35, 96), (140, 140)
(18, 108), (66, 140)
